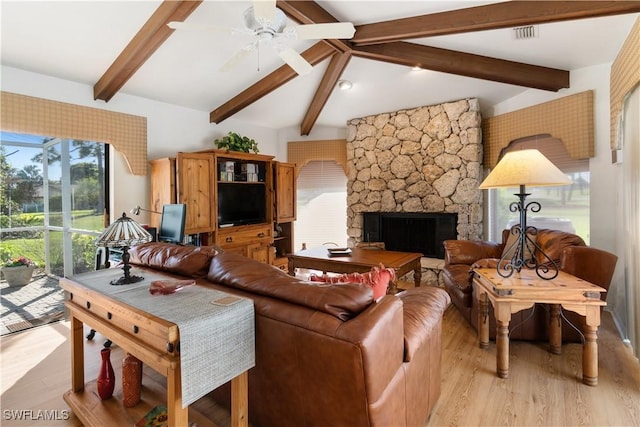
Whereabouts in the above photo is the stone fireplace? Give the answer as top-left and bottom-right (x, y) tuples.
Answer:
(345, 98), (483, 285)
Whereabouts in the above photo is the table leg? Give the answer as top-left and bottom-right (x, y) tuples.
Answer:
(583, 324), (599, 386)
(478, 292), (489, 349)
(549, 304), (562, 355)
(580, 305), (601, 386)
(166, 365), (188, 427)
(496, 320), (510, 378)
(413, 263), (421, 287)
(70, 315), (84, 392)
(231, 371), (249, 427)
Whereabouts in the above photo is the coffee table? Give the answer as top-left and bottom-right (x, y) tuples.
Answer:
(288, 246), (422, 290)
(472, 267), (606, 385)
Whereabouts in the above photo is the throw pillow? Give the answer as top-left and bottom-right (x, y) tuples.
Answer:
(309, 263), (395, 300)
(501, 230), (535, 266)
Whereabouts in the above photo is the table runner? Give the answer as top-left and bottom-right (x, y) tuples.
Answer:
(69, 268), (255, 407)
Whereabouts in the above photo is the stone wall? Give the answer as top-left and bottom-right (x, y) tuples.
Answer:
(345, 98), (483, 284)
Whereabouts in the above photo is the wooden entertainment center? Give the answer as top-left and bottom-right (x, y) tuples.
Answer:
(149, 149), (296, 271)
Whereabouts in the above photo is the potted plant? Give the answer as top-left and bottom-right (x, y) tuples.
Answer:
(213, 132), (259, 153)
(1, 256), (36, 287)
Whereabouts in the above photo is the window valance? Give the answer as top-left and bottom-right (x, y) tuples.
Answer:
(0, 91), (147, 175)
(287, 139), (347, 175)
(611, 17), (640, 150)
(482, 91), (594, 169)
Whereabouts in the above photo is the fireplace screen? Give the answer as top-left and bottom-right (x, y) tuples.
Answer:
(362, 212), (457, 258)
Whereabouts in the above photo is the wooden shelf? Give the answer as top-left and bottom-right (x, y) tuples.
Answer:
(64, 377), (217, 427)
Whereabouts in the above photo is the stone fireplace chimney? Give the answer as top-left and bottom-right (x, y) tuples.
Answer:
(345, 98), (483, 284)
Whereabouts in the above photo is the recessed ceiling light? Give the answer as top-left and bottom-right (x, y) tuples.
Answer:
(411, 66), (424, 71)
(337, 80), (353, 90)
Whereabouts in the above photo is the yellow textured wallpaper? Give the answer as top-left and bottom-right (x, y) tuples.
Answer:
(482, 91), (594, 168)
(1, 91), (147, 175)
(611, 17), (640, 150)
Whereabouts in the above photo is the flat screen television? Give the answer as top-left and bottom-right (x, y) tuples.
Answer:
(218, 183), (266, 226)
(158, 204), (186, 244)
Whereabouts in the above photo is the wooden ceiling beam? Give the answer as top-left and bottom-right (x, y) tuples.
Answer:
(277, 0), (352, 53)
(94, 0), (202, 102)
(352, 1), (640, 45)
(210, 42), (335, 124)
(300, 51), (352, 136)
(353, 42), (569, 92)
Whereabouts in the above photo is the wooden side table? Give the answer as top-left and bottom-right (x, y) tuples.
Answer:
(472, 268), (606, 385)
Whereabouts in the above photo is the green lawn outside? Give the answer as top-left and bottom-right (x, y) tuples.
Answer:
(1, 211), (104, 274)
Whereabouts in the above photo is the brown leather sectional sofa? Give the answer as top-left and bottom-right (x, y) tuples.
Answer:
(442, 229), (617, 342)
(130, 242), (451, 427)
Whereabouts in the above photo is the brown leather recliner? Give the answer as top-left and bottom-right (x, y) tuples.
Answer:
(442, 229), (617, 342)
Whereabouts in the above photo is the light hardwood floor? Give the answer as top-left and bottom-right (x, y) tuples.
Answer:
(1, 306), (639, 426)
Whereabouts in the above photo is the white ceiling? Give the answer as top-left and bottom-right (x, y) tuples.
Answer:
(1, 1), (638, 132)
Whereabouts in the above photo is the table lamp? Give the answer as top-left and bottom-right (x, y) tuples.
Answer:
(95, 212), (153, 285)
(479, 149), (572, 280)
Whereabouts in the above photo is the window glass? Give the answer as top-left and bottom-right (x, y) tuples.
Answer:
(1, 132), (108, 275)
(295, 160), (347, 250)
(487, 136), (590, 243)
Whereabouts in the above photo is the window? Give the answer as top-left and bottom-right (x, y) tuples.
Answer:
(487, 136), (590, 243)
(1, 132), (108, 276)
(294, 160), (347, 250)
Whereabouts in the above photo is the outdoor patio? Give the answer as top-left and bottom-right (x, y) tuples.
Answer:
(0, 271), (66, 335)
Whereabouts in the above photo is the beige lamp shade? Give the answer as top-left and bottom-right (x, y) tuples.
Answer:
(95, 212), (153, 248)
(479, 149), (572, 189)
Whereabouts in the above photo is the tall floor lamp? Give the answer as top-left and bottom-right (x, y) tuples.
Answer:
(95, 213), (153, 285)
(479, 149), (572, 280)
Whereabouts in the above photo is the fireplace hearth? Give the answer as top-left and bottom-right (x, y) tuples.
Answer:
(362, 212), (457, 259)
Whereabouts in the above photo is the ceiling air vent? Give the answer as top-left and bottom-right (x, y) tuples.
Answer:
(512, 25), (537, 40)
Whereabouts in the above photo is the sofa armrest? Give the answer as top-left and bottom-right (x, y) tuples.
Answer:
(336, 296), (405, 403)
(443, 240), (503, 266)
(397, 287), (450, 362)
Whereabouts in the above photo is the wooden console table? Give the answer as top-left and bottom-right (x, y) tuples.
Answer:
(288, 246), (423, 290)
(61, 268), (255, 426)
(472, 268), (606, 385)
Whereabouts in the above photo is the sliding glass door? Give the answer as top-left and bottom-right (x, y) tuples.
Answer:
(1, 132), (108, 277)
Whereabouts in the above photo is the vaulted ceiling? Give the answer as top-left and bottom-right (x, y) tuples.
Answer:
(2, 1), (639, 136)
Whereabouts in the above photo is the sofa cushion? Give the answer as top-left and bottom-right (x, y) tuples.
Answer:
(501, 230), (535, 262)
(207, 251), (374, 321)
(308, 264), (395, 300)
(129, 242), (218, 278)
(535, 228), (585, 265)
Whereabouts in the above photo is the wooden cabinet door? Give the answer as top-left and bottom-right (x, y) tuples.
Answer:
(247, 243), (270, 264)
(176, 152), (215, 234)
(149, 157), (176, 230)
(274, 162), (296, 223)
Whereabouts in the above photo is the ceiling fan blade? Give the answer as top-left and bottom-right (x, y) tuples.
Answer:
(253, 0), (276, 23)
(277, 47), (313, 76)
(295, 22), (356, 40)
(168, 21), (233, 35)
(220, 43), (257, 72)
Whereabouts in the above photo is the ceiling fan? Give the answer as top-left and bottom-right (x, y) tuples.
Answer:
(168, 0), (355, 76)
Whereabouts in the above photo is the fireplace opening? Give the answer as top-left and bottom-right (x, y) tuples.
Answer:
(362, 212), (457, 258)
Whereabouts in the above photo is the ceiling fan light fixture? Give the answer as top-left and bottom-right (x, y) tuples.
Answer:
(337, 80), (353, 91)
(244, 6), (286, 38)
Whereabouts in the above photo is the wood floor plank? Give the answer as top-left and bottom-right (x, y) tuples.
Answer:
(1, 305), (639, 426)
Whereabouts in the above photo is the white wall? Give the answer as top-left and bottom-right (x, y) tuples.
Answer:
(1, 65), (280, 223)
